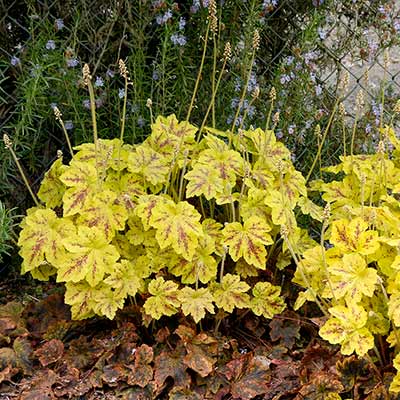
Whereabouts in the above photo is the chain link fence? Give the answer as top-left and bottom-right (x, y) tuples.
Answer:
(1, 0), (400, 208)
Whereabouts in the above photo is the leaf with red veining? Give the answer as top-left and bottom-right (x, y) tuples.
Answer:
(223, 216), (273, 269)
(269, 312), (301, 349)
(127, 344), (154, 388)
(60, 161), (98, 216)
(154, 347), (191, 390)
(149, 199), (203, 261)
(35, 339), (64, 366)
(226, 353), (271, 400)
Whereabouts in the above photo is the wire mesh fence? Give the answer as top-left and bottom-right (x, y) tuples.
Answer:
(1, 0), (400, 208)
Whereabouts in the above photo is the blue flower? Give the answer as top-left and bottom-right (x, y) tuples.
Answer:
(137, 116), (145, 127)
(83, 99), (90, 109)
(178, 17), (186, 30)
(46, 40), (56, 50)
(55, 18), (64, 31)
(67, 58), (79, 68)
(50, 103), (58, 110)
(119, 88), (125, 99)
(288, 125), (296, 135)
(315, 85), (322, 96)
(11, 56), (20, 66)
(94, 76), (104, 88)
(152, 70), (159, 80)
(171, 33), (187, 46)
(317, 27), (327, 40)
(106, 69), (115, 78)
(65, 120), (74, 130)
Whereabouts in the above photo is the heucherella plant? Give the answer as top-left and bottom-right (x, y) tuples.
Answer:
(285, 122), (400, 393)
(14, 65), (322, 326)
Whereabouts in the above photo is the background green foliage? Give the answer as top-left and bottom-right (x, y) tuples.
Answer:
(2, 0), (399, 210)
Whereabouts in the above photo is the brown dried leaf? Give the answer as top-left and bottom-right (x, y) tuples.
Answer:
(224, 352), (271, 400)
(102, 364), (126, 386)
(53, 365), (92, 398)
(154, 347), (191, 390)
(65, 335), (106, 369)
(184, 343), (215, 378)
(13, 336), (34, 375)
(0, 301), (27, 338)
(23, 294), (71, 338)
(0, 365), (19, 384)
(19, 369), (58, 400)
(35, 339), (64, 367)
(269, 312), (301, 349)
(127, 344), (154, 388)
(297, 372), (344, 399)
(169, 386), (205, 400)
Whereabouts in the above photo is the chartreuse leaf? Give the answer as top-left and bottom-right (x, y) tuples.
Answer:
(201, 219), (224, 256)
(169, 236), (218, 284)
(211, 274), (250, 312)
(185, 165), (225, 200)
(65, 281), (124, 320)
(18, 209), (75, 272)
(148, 114), (197, 159)
(143, 277), (181, 320)
(104, 259), (148, 298)
(126, 216), (156, 246)
(329, 253), (378, 302)
(77, 190), (128, 241)
(128, 143), (170, 186)
(319, 303), (374, 356)
(149, 199), (203, 260)
(73, 138), (129, 170)
(250, 282), (286, 318)
(134, 194), (170, 230)
(390, 353), (400, 393)
(178, 287), (215, 323)
(60, 160), (98, 216)
(264, 189), (297, 232)
(37, 157), (67, 208)
(240, 188), (272, 221)
(58, 226), (119, 287)
(330, 217), (380, 255)
(223, 216), (273, 269)
(388, 293), (400, 327)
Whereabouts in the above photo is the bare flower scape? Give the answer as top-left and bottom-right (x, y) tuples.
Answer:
(272, 111), (280, 125)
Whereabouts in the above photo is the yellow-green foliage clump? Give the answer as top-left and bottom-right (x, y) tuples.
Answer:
(18, 114), (321, 323)
(289, 126), (400, 393)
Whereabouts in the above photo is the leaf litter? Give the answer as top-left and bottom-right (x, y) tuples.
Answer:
(0, 292), (396, 399)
